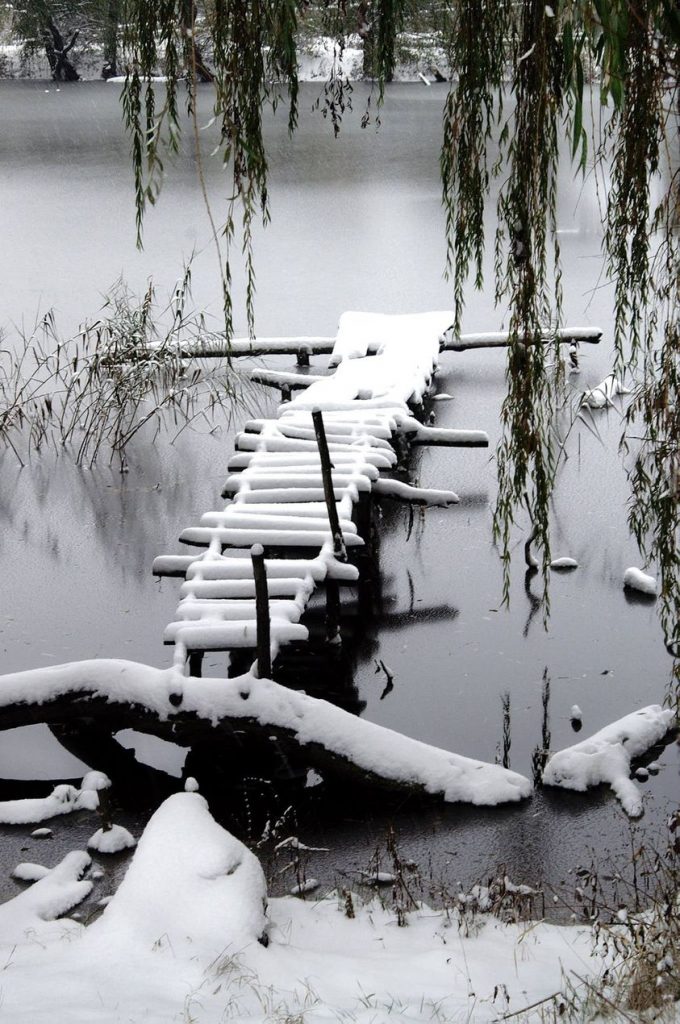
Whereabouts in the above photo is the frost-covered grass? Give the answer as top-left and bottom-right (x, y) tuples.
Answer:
(4, 791), (670, 1024)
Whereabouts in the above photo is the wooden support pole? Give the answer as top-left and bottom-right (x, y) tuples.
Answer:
(326, 578), (341, 646)
(188, 651), (204, 678)
(251, 543), (272, 679)
(312, 408), (347, 561)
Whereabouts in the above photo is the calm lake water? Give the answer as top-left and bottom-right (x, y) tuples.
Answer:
(0, 81), (676, 905)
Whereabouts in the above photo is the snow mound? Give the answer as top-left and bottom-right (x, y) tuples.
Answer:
(550, 556), (578, 570)
(0, 851), (91, 945)
(11, 862), (50, 883)
(542, 705), (676, 816)
(623, 567), (658, 596)
(87, 824), (136, 854)
(90, 793), (267, 956)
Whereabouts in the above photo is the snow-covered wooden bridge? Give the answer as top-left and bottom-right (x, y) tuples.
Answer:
(152, 312), (600, 677)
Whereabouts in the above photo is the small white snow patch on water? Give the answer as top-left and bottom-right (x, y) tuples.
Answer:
(360, 871), (396, 886)
(432, 393), (453, 401)
(550, 557), (578, 570)
(290, 878), (319, 895)
(87, 825), (137, 854)
(623, 567), (657, 596)
(570, 705), (582, 721)
(30, 828), (53, 838)
(305, 768), (323, 788)
(11, 862), (49, 883)
(184, 777), (200, 793)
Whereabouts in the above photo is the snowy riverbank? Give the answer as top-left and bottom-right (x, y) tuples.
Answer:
(0, 789), (644, 1023)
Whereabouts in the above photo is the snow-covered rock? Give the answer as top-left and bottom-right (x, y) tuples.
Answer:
(90, 793), (267, 955)
(550, 557), (578, 570)
(11, 862), (50, 883)
(623, 567), (658, 596)
(87, 825), (136, 854)
(542, 705), (676, 816)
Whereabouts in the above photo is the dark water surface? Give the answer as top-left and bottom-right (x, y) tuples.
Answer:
(0, 82), (676, 909)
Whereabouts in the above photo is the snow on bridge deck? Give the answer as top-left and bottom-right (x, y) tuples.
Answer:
(153, 311), (490, 670)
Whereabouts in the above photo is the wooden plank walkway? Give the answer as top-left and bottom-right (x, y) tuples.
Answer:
(153, 311), (600, 675)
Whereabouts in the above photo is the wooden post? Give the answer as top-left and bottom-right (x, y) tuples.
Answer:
(251, 543), (272, 679)
(188, 651), (204, 679)
(297, 344), (311, 367)
(326, 578), (341, 646)
(312, 408), (347, 561)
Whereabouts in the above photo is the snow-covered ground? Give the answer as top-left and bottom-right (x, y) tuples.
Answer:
(0, 791), (624, 1023)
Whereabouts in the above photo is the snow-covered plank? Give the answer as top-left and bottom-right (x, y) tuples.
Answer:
(226, 487), (356, 504)
(221, 473), (373, 494)
(249, 369), (326, 388)
(179, 577), (312, 600)
(228, 448), (395, 469)
(542, 705), (676, 816)
(164, 620), (309, 647)
(443, 326), (603, 351)
(235, 432), (393, 461)
(185, 555), (359, 582)
(179, 526), (365, 548)
(199, 511), (358, 534)
(372, 479), (459, 505)
(172, 598), (305, 623)
(227, 500), (353, 518)
(244, 418), (395, 445)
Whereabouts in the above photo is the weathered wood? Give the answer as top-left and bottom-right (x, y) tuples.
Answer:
(251, 544), (272, 679)
(312, 409), (347, 561)
(442, 327), (602, 351)
(142, 326), (600, 360)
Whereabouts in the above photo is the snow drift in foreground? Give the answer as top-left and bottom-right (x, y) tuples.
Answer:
(0, 659), (531, 806)
(542, 705), (676, 816)
(0, 792), (606, 1023)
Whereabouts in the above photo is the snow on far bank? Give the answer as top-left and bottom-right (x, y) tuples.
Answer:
(542, 705), (676, 817)
(0, 659), (532, 806)
(0, 792), (614, 1023)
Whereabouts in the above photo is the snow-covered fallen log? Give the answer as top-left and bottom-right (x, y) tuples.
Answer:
(542, 705), (676, 816)
(0, 660), (532, 806)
